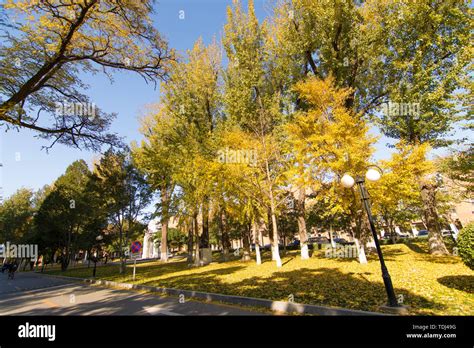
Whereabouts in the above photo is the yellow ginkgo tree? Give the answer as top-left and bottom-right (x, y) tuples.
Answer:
(369, 142), (432, 242)
(287, 75), (378, 263)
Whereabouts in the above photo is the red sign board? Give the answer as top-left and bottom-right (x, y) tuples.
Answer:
(131, 241), (142, 254)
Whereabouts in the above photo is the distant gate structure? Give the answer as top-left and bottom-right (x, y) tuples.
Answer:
(141, 216), (179, 259)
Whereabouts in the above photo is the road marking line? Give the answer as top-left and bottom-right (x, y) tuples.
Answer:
(143, 306), (183, 316)
(42, 299), (59, 308)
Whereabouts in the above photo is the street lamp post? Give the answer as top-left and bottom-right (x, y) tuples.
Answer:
(92, 253), (98, 278)
(341, 167), (405, 312)
(92, 235), (103, 278)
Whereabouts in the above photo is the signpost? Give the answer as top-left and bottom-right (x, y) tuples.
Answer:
(130, 241), (142, 281)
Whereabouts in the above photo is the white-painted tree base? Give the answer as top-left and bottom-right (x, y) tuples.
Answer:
(300, 244), (309, 260)
(273, 245), (282, 267)
(275, 257), (282, 267)
(354, 238), (367, 264)
(255, 245), (262, 265)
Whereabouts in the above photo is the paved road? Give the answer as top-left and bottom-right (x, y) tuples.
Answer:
(0, 272), (263, 316)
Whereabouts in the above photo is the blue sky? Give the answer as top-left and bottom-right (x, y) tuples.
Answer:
(0, 0), (467, 200)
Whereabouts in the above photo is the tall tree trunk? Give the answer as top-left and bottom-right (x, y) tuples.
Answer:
(389, 219), (397, 244)
(187, 218), (194, 263)
(160, 186), (170, 262)
(295, 187), (309, 260)
(267, 208), (275, 260)
(201, 197), (210, 248)
(253, 221), (262, 265)
(329, 224), (336, 248)
(87, 249), (91, 268)
(219, 208), (230, 261)
(118, 219), (125, 274)
(270, 209), (282, 267)
(62, 226), (73, 271)
(193, 213), (201, 266)
(419, 181), (449, 255)
(241, 223), (251, 261)
(264, 152), (282, 267)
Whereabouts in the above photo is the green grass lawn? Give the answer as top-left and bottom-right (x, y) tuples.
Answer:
(47, 241), (473, 315)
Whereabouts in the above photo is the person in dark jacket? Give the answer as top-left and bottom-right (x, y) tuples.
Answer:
(7, 262), (18, 279)
(1, 262), (12, 273)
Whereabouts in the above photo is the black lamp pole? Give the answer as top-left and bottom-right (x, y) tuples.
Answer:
(355, 176), (399, 307)
(92, 236), (102, 278)
(92, 256), (97, 278)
